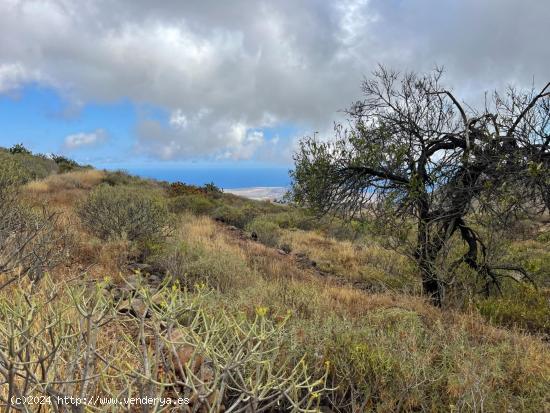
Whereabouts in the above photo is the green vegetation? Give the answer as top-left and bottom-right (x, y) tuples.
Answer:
(0, 152), (30, 186)
(477, 284), (550, 334)
(102, 169), (144, 186)
(0, 161), (67, 288)
(8, 142), (32, 155)
(51, 154), (83, 172)
(3, 272), (548, 412)
(1, 144), (86, 180)
(153, 241), (254, 292)
(77, 184), (169, 242)
(0, 147), (58, 182)
(246, 216), (282, 247)
(169, 193), (219, 215)
(0, 147), (548, 412)
(291, 68), (549, 307)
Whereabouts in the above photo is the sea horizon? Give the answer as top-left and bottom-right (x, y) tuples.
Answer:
(98, 164), (292, 190)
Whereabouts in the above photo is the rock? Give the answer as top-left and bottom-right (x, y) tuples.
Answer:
(147, 274), (163, 287)
(123, 273), (141, 290)
(128, 262), (152, 273)
(132, 298), (149, 318)
(279, 243), (292, 254)
(160, 329), (225, 411)
(277, 249), (288, 255)
(163, 329), (214, 380)
(118, 298), (149, 318)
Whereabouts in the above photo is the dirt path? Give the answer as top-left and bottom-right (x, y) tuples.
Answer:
(215, 222), (375, 292)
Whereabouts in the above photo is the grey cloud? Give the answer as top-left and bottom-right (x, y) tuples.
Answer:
(135, 110), (265, 160)
(1, 0), (548, 161)
(365, 0), (550, 87)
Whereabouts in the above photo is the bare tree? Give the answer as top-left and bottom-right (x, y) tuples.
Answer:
(291, 66), (549, 305)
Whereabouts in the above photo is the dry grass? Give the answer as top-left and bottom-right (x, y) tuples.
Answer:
(3, 171), (549, 412)
(166, 214), (429, 321)
(280, 228), (419, 292)
(19, 171), (138, 281)
(23, 169), (106, 208)
(167, 213), (550, 410)
(150, 213), (256, 291)
(176, 213), (250, 263)
(25, 169), (105, 193)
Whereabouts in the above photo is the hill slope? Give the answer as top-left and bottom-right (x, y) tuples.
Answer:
(0, 155), (548, 412)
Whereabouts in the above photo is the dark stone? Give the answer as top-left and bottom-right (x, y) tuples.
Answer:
(128, 263), (152, 273)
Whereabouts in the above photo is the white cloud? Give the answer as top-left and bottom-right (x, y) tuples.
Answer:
(136, 117), (264, 160)
(64, 129), (107, 149)
(223, 127), (264, 160)
(169, 110), (188, 129)
(0, 63), (43, 93)
(0, 0), (548, 161)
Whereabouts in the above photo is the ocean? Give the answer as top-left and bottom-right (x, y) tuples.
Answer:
(116, 165), (292, 189)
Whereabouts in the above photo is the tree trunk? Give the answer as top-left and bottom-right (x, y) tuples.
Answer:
(418, 255), (442, 306)
(416, 218), (442, 306)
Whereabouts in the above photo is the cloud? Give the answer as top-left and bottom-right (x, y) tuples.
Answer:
(136, 110), (265, 160)
(0, 62), (44, 93)
(1, 0), (549, 161)
(64, 129), (108, 149)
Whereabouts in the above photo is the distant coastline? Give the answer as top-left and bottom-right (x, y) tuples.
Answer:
(224, 187), (288, 201)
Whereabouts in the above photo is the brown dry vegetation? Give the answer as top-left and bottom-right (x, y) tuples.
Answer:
(23, 169), (106, 208)
(0, 161), (549, 412)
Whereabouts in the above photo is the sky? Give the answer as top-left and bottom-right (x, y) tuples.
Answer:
(0, 0), (549, 184)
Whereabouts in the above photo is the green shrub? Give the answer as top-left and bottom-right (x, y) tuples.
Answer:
(169, 194), (218, 215)
(0, 151), (58, 182)
(19, 154), (59, 180)
(203, 181), (222, 194)
(264, 209), (344, 233)
(8, 143), (32, 155)
(152, 242), (254, 292)
(477, 285), (550, 335)
(167, 181), (205, 196)
(536, 230), (550, 243)
(0, 155), (30, 186)
(102, 169), (141, 186)
(77, 185), (169, 242)
(246, 217), (281, 247)
(1, 170), (67, 285)
(324, 221), (359, 240)
(260, 210), (305, 229)
(326, 325), (404, 408)
(51, 154), (81, 173)
(212, 205), (253, 228)
(505, 239), (550, 286)
(0, 277), (329, 412)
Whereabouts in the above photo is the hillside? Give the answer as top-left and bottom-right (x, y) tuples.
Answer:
(0, 149), (549, 412)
